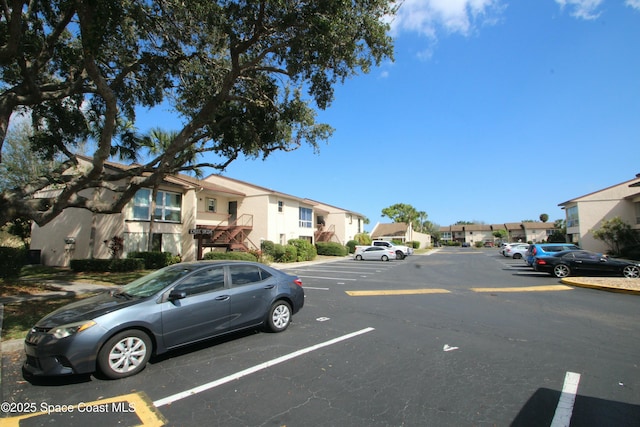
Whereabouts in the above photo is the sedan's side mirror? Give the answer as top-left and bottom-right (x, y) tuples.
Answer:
(168, 290), (187, 301)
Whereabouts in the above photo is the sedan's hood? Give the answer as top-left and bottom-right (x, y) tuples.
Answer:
(36, 291), (142, 328)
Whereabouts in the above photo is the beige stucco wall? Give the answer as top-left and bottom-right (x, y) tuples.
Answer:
(563, 180), (640, 253)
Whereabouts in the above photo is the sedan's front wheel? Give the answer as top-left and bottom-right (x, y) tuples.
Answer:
(98, 330), (151, 379)
(266, 300), (291, 332)
(553, 264), (571, 278)
(381, 255), (389, 261)
(355, 255), (363, 261)
(622, 265), (640, 278)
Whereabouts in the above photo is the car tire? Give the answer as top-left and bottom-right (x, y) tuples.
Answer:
(513, 253), (522, 259)
(622, 265), (640, 279)
(396, 251), (404, 260)
(553, 264), (571, 278)
(355, 255), (363, 261)
(266, 300), (291, 332)
(98, 330), (152, 379)
(381, 255), (389, 261)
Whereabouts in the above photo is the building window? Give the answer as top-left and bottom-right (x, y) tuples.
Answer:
(635, 202), (640, 225)
(207, 198), (217, 212)
(278, 200), (283, 213)
(130, 189), (182, 222)
(299, 207), (312, 228)
(566, 206), (579, 227)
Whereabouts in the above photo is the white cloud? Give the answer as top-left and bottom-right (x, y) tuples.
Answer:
(390, 0), (504, 39)
(626, 0), (640, 11)
(554, 0), (604, 20)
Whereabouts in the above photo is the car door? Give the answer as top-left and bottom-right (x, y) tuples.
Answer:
(363, 246), (383, 260)
(160, 266), (230, 349)
(227, 264), (278, 330)
(569, 251), (605, 274)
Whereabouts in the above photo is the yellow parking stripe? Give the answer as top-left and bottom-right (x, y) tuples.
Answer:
(0, 392), (166, 427)
(346, 289), (450, 296)
(472, 285), (573, 293)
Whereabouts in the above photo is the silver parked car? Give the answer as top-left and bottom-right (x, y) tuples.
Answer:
(354, 246), (397, 261)
(23, 261), (304, 379)
(504, 244), (529, 259)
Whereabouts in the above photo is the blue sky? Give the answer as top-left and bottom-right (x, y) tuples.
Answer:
(136, 0), (640, 231)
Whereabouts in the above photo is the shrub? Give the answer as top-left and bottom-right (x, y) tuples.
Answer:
(280, 245), (297, 263)
(410, 241), (420, 249)
(474, 241), (483, 248)
(288, 239), (316, 261)
(260, 240), (276, 257)
(0, 246), (27, 279)
(203, 251), (258, 262)
(346, 240), (358, 254)
(69, 258), (144, 272)
(127, 251), (179, 269)
(316, 242), (347, 256)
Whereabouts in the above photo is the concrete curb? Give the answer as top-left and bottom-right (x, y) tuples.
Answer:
(561, 278), (640, 295)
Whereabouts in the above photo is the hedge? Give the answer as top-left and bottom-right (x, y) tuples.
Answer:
(315, 242), (347, 256)
(69, 258), (145, 272)
(203, 251), (258, 262)
(127, 251), (179, 269)
(0, 246), (27, 279)
(288, 239), (316, 262)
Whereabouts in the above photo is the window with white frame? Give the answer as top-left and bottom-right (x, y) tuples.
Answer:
(278, 200), (284, 213)
(207, 198), (217, 212)
(299, 207), (312, 228)
(130, 189), (182, 222)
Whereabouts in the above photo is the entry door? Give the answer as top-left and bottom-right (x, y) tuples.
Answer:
(228, 201), (237, 223)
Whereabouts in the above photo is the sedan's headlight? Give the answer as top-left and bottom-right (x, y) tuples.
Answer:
(49, 320), (97, 339)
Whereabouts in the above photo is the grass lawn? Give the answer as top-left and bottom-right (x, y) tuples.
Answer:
(1, 267), (149, 342)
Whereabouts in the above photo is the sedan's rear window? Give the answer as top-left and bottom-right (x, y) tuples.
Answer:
(230, 265), (272, 286)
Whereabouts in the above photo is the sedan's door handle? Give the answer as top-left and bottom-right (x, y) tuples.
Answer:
(575, 261), (583, 264)
(215, 295), (230, 301)
(263, 284), (275, 289)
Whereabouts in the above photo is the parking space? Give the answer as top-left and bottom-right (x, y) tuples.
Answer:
(2, 249), (638, 426)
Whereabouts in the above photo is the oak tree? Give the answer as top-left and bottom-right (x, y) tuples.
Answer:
(0, 0), (395, 226)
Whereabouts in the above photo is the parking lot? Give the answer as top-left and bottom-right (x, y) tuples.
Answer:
(2, 247), (639, 426)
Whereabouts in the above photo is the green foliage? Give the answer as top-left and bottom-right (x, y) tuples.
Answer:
(288, 239), (317, 262)
(0, 246), (27, 278)
(203, 251), (258, 262)
(315, 242), (347, 256)
(539, 213), (549, 222)
(474, 241), (484, 248)
(127, 251), (179, 269)
(547, 231), (566, 243)
(592, 217), (640, 256)
(0, 0), (395, 228)
(410, 241), (420, 249)
(69, 258), (144, 272)
(346, 240), (358, 254)
(381, 203), (431, 233)
(354, 233), (371, 245)
(261, 240), (276, 257)
(270, 244), (297, 263)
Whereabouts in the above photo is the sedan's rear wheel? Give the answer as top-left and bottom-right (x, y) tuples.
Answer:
(266, 300), (291, 332)
(98, 330), (151, 379)
(381, 255), (389, 261)
(622, 265), (640, 278)
(553, 264), (571, 278)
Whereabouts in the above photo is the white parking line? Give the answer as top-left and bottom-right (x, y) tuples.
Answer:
(551, 371), (581, 427)
(153, 327), (376, 408)
(296, 275), (358, 281)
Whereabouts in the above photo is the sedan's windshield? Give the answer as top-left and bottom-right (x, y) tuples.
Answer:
(120, 265), (200, 297)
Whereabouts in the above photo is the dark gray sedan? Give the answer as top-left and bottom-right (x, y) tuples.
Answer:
(23, 260), (304, 379)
